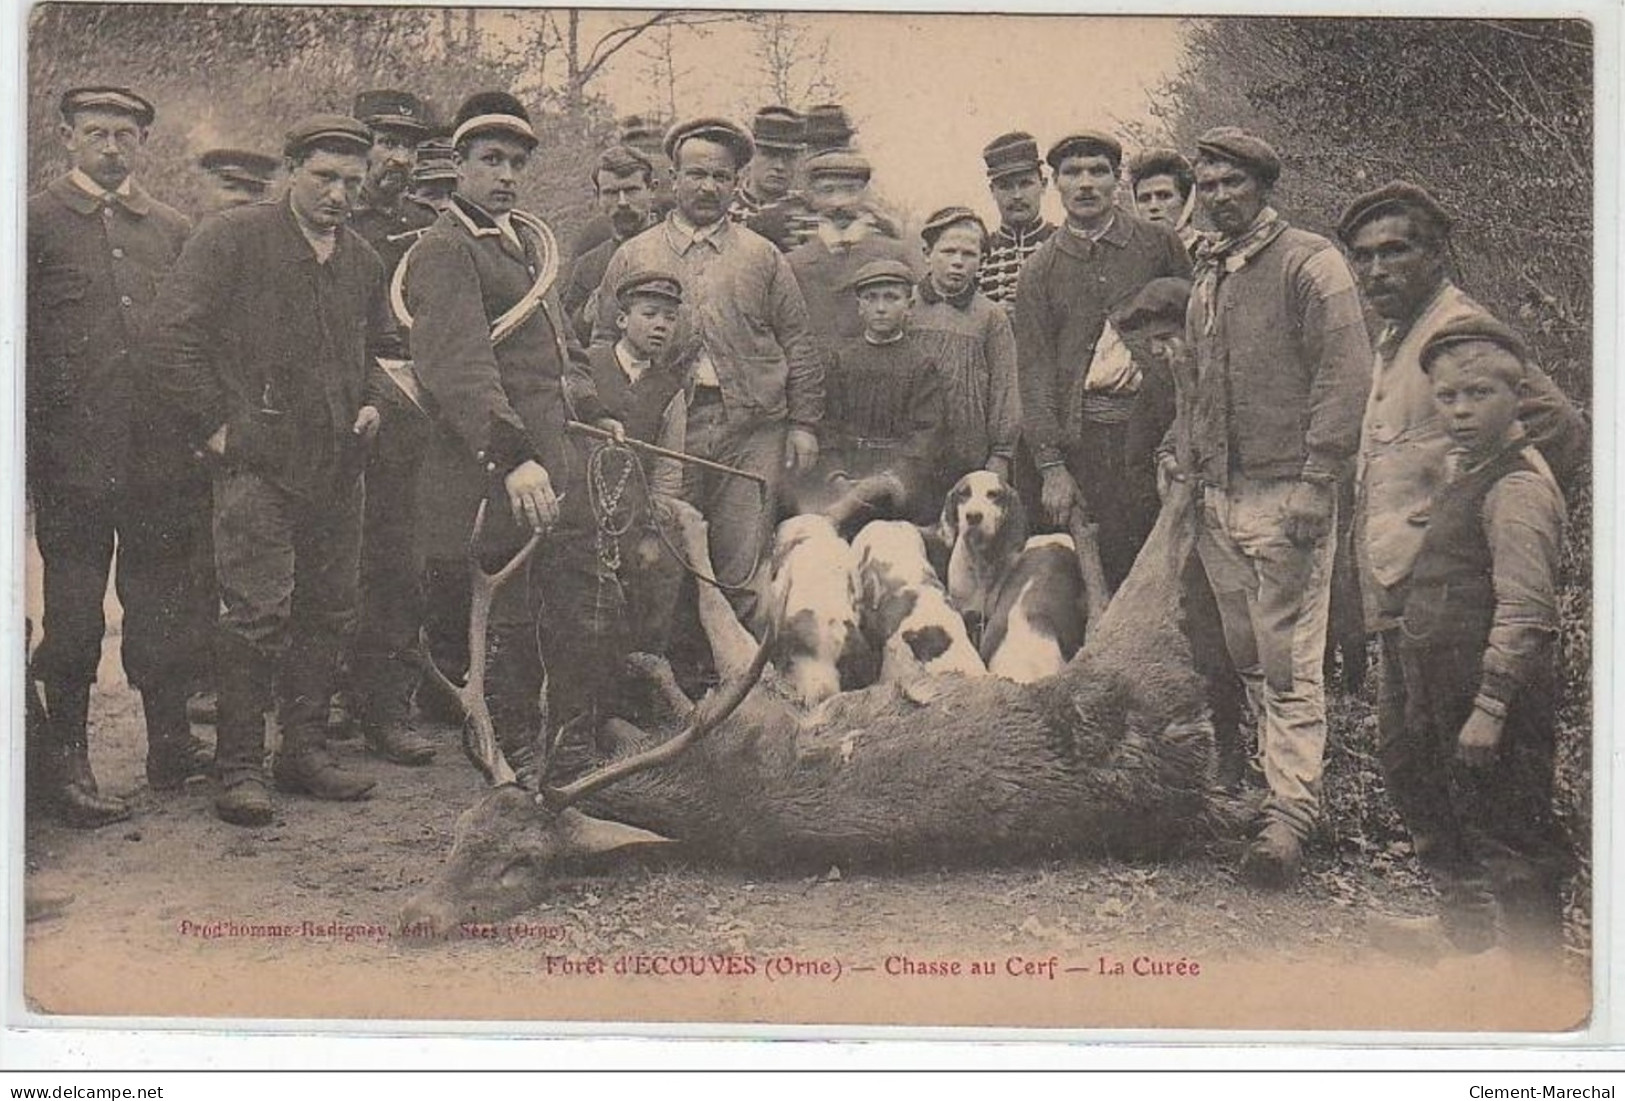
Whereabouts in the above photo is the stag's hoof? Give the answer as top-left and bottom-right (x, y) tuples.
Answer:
(273, 749), (377, 802)
(215, 776), (274, 827)
(365, 725), (438, 767)
(1240, 821), (1303, 888)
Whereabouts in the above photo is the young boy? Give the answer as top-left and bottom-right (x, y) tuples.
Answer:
(1383, 314), (1571, 960)
(582, 270), (691, 655)
(789, 258), (944, 531)
(909, 206), (1020, 497)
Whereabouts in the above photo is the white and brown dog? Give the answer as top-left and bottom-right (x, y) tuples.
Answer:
(851, 520), (986, 687)
(765, 514), (869, 706)
(938, 471), (1089, 683)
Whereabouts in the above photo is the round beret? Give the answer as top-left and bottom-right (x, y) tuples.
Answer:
(1113, 277), (1193, 333)
(664, 117), (755, 169)
(616, 270), (684, 306)
(452, 91), (537, 150)
(283, 114), (373, 159)
(804, 149), (871, 182)
(60, 86), (155, 127)
(1045, 130), (1123, 172)
(1194, 127), (1281, 186)
(851, 259), (915, 292)
(1337, 180), (1454, 244)
(920, 205), (987, 248)
(1419, 313), (1530, 375)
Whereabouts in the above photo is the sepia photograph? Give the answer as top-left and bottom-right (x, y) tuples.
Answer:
(11, 2), (1604, 1035)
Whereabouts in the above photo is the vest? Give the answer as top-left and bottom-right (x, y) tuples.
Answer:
(589, 346), (685, 447)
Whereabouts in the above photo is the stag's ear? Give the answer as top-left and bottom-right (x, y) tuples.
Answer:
(554, 807), (675, 855)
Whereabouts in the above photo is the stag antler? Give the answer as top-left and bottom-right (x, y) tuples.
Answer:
(418, 499), (544, 788)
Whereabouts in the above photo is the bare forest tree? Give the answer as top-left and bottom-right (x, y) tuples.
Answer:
(747, 12), (842, 112)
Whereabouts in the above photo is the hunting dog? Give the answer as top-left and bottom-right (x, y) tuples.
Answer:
(764, 514), (869, 706)
(851, 520), (986, 688)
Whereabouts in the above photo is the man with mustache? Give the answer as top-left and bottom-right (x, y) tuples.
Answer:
(27, 86), (205, 826)
(148, 114), (396, 825)
(562, 145), (658, 344)
(978, 131), (1055, 310)
(339, 88), (442, 768)
(1165, 127), (1373, 886)
(1013, 130), (1190, 586)
(592, 116), (821, 619)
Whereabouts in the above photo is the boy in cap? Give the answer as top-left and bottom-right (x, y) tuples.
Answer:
(592, 115), (821, 621)
(28, 86), (206, 825)
(405, 91), (628, 758)
(1371, 318), (1572, 960)
(562, 144), (657, 344)
(789, 258), (944, 529)
(787, 149), (918, 354)
(1128, 147), (1198, 252)
(148, 113), (399, 824)
(198, 148), (279, 214)
(1168, 126), (1372, 884)
(584, 271), (692, 653)
(1014, 129), (1191, 586)
(978, 131), (1056, 308)
(910, 207), (1019, 495)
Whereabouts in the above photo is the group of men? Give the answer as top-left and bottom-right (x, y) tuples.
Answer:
(26, 83), (1587, 960)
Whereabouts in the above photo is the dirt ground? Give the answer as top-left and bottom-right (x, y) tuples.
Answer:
(17, 567), (1593, 1034)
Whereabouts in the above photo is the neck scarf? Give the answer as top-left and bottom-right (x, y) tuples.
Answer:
(1193, 206), (1286, 335)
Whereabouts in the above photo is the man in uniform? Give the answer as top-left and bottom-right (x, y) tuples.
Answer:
(408, 138), (458, 213)
(198, 148), (279, 214)
(406, 91), (627, 754)
(340, 89), (441, 766)
(593, 116), (822, 619)
(1339, 181), (1585, 951)
(561, 144), (657, 344)
(978, 131), (1055, 309)
(148, 114), (395, 825)
(1014, 130), (1191, 584)
(1163, 127), (1373, 885)
(27, 86), (207, 826)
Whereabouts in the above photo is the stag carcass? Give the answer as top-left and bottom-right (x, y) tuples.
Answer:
(402, 483), (1231, 934)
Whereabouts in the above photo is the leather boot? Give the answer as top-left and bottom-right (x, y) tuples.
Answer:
(41, 679), (130, 829)
(272, 635), (376, 801)
(356, 652), (436, 766)
(143, 684), (215, 792)
(214, 634), (275, 827)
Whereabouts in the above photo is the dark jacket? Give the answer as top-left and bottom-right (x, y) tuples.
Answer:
(786, 228), (921, 356)
(27, 174), (192, 496)
(404, 196), (607, 559)
(1014, 214), (1192, 468)
(146, 196), (396, 501)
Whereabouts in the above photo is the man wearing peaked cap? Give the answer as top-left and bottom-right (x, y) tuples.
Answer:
(146, 109), (402, 824)
(730, 106), (805, 226)
(1339, 178), (1585, 948)
(1173, 124), (1373, 886)
(562, 144), (658, 344)
(409, 139), (457, 212)
(979, 131), (1055, 309)
(198, 148), (279, 214)
(1014, 122), (1189, 593)
(28, 85), (202, 826)
(912, 206), (1021, 492)
(591, 112), (821, 622)
(341, 88), (444, 766)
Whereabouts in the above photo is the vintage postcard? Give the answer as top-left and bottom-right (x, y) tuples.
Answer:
(11, 2), (1607, 1037)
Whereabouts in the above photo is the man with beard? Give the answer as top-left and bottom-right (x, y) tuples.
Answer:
(197, 148), (279, 215)
(339, 88), (441, 766)
(149, 114), (395, 825)
(1013, 130), (1190, 584)
(562, 145), (656, 344)
(571, 115), (675, 261)
(786, 150), (920, 356)
(1164, 127), (1372, 885)
(27, 86), (206, 826)
(592, 117), (821, 618)
(978, 131), (1055, 309)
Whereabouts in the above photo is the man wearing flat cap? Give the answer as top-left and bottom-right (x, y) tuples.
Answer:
(1338, 180), (1585, 950)
(592, 115), (821, 620)
(198, 148), (279, 214)
(404, 91), (627, 756)
(27, 85), (205, 826)
(339, 88), (443, 767)
(788, 149), (919, 355)
(561, 144), (658, 345)
(1014, 128), (1191, 587)
(1166, 126), (1373, 886)
(978, 131), (1056, 309)
(148, 112), (399, 825)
